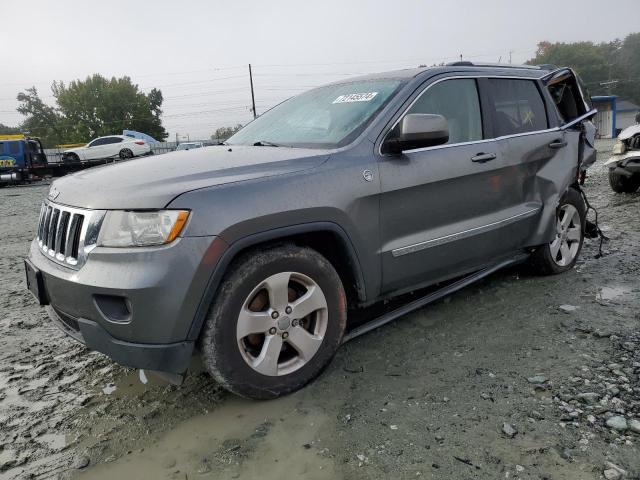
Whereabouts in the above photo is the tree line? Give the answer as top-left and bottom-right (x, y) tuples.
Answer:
(527, 32), (640, 105)
(10, 74), (168, 147)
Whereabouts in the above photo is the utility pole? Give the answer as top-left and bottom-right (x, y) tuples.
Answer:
(249, 64), (257, 119)
(509, 50), (514, 64)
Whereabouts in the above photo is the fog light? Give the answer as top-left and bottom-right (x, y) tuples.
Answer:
(94, 294), (132, 323)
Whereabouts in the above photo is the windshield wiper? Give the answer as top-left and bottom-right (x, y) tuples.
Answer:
(253, 140), (281, 147)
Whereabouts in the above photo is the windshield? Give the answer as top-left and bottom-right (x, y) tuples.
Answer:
(227, 79), (404, 149)
(176, 143), (201, 150)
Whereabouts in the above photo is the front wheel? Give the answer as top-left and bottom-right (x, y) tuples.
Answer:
(529, 188), (586, 275)
(64, 153), (79, 163)
(200, 245), (347, 399)
(609, 170), (640, 193)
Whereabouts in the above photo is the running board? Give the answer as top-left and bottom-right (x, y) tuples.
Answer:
(342, 254), (529, 343)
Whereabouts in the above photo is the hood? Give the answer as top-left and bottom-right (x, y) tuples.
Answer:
(52, 146), (330, 209)
(619, 124), (640, 141)
(63, 146), (87, 154)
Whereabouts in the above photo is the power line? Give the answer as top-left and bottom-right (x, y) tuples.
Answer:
(139, 74), (247, 91)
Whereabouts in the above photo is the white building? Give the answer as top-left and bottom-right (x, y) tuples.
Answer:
(591, 96), (640, 138)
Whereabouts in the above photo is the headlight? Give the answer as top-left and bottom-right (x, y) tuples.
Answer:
(97, 210), (190, 247)
(612, 141), (626, 155)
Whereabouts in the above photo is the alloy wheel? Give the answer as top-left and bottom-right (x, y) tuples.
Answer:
(550, 204), (582, 266)
(236, 271), (328, 376)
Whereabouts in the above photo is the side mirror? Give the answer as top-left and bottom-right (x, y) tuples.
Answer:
(385, 113), (449, 154)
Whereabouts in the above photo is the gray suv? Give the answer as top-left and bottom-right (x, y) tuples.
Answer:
(25, 63), (596, 399)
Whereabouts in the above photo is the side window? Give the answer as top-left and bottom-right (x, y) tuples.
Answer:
(406, 78), (483, 144)
(104, 137), (122, 144)
(489, 79), (548, 136)
(88, 138), (103, 147)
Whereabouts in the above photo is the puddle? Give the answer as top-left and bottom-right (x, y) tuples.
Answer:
(99, 369), (170, 397)
(596, 286), (631, 302)
(75, 394), (338, 480)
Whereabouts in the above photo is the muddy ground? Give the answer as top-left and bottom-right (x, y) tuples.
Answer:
(1, 140), (639, 480)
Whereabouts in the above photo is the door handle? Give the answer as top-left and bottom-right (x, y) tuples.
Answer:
(549, 140), (567, 149)
(471, 152), (497, 163)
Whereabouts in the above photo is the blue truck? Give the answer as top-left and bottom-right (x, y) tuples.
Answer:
(0, 135), (49, 184)
(0, 134), (118, 185)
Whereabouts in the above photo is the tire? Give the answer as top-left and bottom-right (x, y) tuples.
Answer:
(119, 148), (134, 160)
(529, 188), (586, 275)
(64, 153), (79, 163)
(608, 170), (640, 193)
(200, 244), (347, 399)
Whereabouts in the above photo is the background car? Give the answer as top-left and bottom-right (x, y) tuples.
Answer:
(605, 117), (640, 193)
(175, 142), (204, 151)
(62, 135), (151, 162)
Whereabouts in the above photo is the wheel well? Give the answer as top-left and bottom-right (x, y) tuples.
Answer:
(187, 226), (367, 342)
(287, 230), (363, 306)
(230, 231), (364, 308)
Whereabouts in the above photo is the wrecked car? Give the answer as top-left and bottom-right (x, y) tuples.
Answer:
(605, 115), (640, 193)
(25, 63), (596, 399)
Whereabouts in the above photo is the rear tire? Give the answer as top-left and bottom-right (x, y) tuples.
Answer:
(200, 244), (347, 399)
(119, 148), (134, 160)
(609, 170), (640, 193)
(529, 188), (586, 275)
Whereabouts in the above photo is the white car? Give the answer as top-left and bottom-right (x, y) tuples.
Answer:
(62, 135), (151, 162)
(175, 142), (204, 151)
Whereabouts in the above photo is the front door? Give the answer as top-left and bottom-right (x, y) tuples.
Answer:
(85, 138), (106, 160)
(378, 77), (542, 295)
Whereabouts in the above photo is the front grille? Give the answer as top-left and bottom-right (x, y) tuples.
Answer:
(36, 200), (104, 269)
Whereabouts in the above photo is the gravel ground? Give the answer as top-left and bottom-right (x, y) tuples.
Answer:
(1, 140), (639, 480)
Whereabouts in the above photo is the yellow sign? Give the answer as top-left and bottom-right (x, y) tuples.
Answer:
(56, 143), (85, 148)
(0, 134), (26, 141)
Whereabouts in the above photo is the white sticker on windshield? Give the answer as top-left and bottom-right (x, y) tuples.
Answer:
(332, 92), (378, 104)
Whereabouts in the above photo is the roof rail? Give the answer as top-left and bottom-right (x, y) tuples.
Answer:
(448, 61), (474, 67)
(446, 61), (541, 70)
(535, 64), (559, 71)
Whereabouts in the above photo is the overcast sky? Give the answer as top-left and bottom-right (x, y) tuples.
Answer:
(1, 0), (638, 140)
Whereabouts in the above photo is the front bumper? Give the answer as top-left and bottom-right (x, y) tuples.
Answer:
(47, 306), (193, 374)
(28, 234), (224, 373)
(605, 153), (640, 173)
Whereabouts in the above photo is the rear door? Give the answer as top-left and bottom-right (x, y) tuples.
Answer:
(377, 77), (542, 295)
(486, 77), (583, 248)
(102, 136), (124, 157)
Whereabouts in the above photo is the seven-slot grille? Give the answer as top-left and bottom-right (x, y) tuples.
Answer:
(37, 201), (86, 267)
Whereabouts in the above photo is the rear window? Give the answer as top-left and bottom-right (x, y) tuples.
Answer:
(489, 79), (548, 137)
(9, 142), (20, 154)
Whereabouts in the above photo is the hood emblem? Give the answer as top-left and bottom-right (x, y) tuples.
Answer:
(48, 185), (60, 201)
